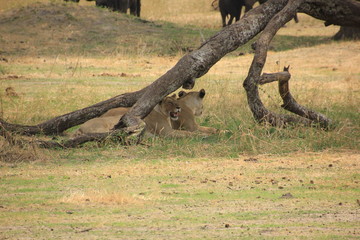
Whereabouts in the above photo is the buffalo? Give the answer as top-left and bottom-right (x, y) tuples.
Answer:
(218, 0), (298, 27)
(219, 0), (250, 27)
(64, 0), (141, 17)
(96, 0), (141, 17)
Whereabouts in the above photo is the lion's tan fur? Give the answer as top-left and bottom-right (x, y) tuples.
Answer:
(73, 115), (121, 135)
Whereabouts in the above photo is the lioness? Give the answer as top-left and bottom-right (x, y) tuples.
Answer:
(73, 96), (203, 138)
(172, 89), (219, 134)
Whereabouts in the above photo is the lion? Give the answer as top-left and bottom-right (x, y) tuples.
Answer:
(73, 96), (205, 138)
(171, 89), (219, 134)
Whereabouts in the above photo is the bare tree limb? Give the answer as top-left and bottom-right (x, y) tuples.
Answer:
(278, 67), (331, 127)
(0, 90), (145, 136)
(300, 0), (360, 27)
(259, 71), (291, 85)
(1, 121), (145, 149)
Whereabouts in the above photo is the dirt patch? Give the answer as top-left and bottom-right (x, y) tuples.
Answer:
(93, 72), (141, 78)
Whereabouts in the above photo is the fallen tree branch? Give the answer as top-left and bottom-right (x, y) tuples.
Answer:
(1, 121), (145, 149)
(0, 89), (145, 136)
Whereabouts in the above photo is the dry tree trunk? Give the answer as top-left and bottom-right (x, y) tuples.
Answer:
(333, 26), (360, 40)
(1, 0), (360, 148)
(298, 0), (360, 28)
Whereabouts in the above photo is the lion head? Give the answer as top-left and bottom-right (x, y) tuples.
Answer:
(177, 89), (205, 116)
(158, 96), (181, 121)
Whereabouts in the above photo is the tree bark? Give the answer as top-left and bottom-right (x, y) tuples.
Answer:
(0, 89), (145, 136)
(333, 26), (360, 40)
(299, 0), (360, 27)
(258, 67), (330, 127)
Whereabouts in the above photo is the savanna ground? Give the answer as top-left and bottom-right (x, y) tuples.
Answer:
(0, 0), (359, 239)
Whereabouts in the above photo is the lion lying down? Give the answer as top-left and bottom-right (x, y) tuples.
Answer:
(73, 89), (218, 138)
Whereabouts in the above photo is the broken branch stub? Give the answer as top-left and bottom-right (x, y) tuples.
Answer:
(259, 71), (291, 85)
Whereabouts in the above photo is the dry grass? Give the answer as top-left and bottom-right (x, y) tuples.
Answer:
(0, 134), (49, 163)
(61, 190), (142, 205)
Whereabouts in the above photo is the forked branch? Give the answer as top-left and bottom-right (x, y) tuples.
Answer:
(260, 67), (331, 128)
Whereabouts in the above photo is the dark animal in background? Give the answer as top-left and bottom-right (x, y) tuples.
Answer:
(219, 0), (250, 27)
(64, 0), (141, 17)
(97, 0), (141, 17)
(217, 0), (298, 27)
(129, 0), (141, 17)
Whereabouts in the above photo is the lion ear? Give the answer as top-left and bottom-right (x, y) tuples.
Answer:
(178, 91), (186, 98)
(199, 89), (206, 98)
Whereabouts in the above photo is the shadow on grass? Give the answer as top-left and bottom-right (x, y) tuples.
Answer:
(236, 35), (333, 55)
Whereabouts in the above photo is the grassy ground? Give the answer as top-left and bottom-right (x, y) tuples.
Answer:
(0, 0), (359, 239)
(1, 152), (359, 239)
